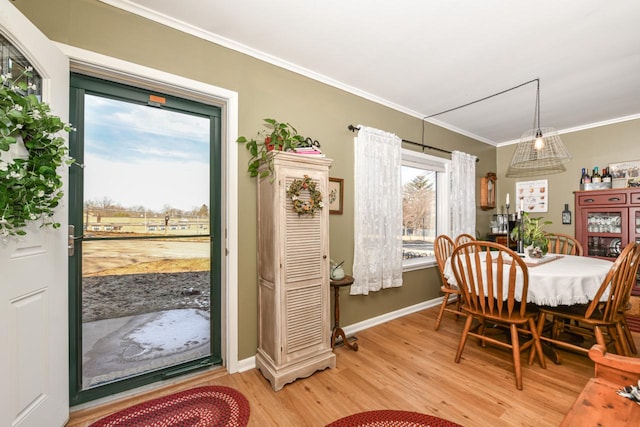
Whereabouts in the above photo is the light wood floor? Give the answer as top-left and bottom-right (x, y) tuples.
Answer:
(67, 306), (640, 427)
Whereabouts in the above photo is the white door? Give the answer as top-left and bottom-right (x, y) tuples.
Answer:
(0, 2), (69, 427)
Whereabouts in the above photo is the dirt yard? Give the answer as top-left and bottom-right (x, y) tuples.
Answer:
(82, 258), (210, 323)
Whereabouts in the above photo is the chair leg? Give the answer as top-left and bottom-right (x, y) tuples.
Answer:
(528, 317), (546, 369)
(551, 317), (563, 339)
(455, 315), (474, 363)
(510, 323), (523, 390)
(529, 313), (546, 366)
(616, 322), (631, 356)
(454, 295), (462, 319)
(621, 317), (638, 354)
(434, 293), (450, 331)
(607, 325), (625, 355)
(476, 319), (488, 348)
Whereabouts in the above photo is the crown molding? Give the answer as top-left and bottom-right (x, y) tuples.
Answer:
(98, 1), (500, 145)
(99, 1), (638, 149)
(497, 113), (640, 147)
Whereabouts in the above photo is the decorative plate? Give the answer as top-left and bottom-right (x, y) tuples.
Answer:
(609, 238), (622, 255)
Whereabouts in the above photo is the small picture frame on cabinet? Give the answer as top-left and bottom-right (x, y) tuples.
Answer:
(328, 177), (344, 215)
(608, 160), (640, 178)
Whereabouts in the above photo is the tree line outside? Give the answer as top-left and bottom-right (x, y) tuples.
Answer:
(83, 197), (210, 235)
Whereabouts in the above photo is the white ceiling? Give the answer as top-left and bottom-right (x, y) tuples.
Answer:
(103, 0), (640, 146)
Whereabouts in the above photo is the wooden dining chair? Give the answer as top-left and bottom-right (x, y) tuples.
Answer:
(545, 232), (584, 256)
(454, 233), (475, 246)
(451, 241), (546, 390)
(618, 296), (639, 355)
(433, 234), (461, 331)
(533, 242), (640, 360)
(616, 250), (640, 355)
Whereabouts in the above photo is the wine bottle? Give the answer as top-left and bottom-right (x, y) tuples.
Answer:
(580, 168), (586, 184)
(583, 168), (592, 184)
(592, 166), (602, 183)
(602, 167), (612, 183)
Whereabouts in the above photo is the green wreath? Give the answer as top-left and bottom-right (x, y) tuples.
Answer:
(286, 175), (324, 216)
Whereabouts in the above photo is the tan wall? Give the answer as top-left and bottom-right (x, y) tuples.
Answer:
(18, 0), (495, 359)
(496, 119), (640, 236)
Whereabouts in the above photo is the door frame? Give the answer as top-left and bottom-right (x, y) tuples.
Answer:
(57, 44), (240, 377)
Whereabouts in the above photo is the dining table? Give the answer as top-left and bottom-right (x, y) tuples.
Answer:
(443, 253), (614, 307)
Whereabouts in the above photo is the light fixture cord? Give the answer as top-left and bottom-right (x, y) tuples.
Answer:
(534, 79), (541, 131)
(422, 78), (539, 120)
(420, 77), (540, 147)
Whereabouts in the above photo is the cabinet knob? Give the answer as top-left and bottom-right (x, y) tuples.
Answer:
(608, 197), (620, 202)
(323, 255), (327, 259)
(584, 198), (595, 203)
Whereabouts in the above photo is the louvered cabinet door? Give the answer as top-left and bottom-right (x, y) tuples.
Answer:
(280, 170), (330, 364)
(255, 152), (335, 391)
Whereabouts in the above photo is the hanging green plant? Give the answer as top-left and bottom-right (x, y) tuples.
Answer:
(0, 67), (74, 238)
(286, 175), (324, 216)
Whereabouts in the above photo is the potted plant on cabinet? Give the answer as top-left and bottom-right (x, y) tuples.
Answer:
(510, 212), (551, 257)
(236, 118), (306, 178)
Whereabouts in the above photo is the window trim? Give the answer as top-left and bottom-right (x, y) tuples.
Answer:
(401, 148), (450, 272)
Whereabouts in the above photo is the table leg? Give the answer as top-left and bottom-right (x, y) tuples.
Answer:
(538, 315), (562, 364)
(331, 286), (358, 351)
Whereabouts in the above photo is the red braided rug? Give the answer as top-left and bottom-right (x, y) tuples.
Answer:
(326, 410), (462, 427)
(89, 386), (250, 427)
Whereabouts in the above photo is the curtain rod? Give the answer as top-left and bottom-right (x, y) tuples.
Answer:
(347, 125), (479, 162)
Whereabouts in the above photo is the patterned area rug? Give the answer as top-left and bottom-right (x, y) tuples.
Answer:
(89, 386), (250, 427)
(625, 314), (640, 333)
(326, 410), (462, 427)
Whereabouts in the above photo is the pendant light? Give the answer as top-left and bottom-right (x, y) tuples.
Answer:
(506, 79), (571, 177)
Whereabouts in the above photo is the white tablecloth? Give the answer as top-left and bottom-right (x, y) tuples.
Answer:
(443, 254), (614, 307)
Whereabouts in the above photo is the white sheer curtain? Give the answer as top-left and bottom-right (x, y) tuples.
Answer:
(351, 125), (403, 295)
(450, 150), (477, 237)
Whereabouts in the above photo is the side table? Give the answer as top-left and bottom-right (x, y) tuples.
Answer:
(330, 275), (358, 351)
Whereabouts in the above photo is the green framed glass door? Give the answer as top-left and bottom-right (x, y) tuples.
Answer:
(68, 74), (222, 405)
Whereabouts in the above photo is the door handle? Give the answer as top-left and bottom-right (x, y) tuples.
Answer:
(68, 224), (84, 256)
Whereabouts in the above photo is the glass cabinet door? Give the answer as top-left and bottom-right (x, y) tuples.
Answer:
(631, 207), (640, 295)
(631, 207), (640, 244)
(585, 209), (628, 258)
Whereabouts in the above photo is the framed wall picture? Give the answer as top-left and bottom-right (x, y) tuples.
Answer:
(328, 177), (344, 215)
(515, 179), (548, 212)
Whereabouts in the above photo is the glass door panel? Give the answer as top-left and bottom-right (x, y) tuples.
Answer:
(632, 207), (640, 241)
(585, 209), (627, 258)
(631, 207), (640, 294)
(81, 94), (211, 388)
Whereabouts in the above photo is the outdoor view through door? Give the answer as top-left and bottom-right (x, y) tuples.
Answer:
(69, 75), (222, 404)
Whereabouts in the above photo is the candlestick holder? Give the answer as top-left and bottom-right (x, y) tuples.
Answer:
(517, 210), (525, 254)
(505, 204), (510, 234)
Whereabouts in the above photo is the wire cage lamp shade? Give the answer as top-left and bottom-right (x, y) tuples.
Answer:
(507, 80), (571, 177)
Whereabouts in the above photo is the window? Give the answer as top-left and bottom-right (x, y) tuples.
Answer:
(401, 149), (450, 271)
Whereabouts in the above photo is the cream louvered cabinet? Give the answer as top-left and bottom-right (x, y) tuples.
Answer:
(255, 152), (335, 391)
